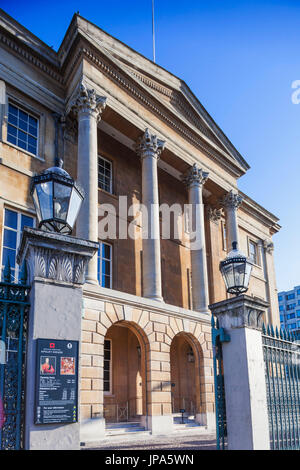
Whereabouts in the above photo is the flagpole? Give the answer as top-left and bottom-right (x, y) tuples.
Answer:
(152, 0), (156, 63)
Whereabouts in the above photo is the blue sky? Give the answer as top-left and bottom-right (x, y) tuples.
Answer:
(1, 0), (300, 291)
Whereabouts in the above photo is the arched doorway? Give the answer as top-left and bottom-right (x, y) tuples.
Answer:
(170, 333), (199, 421)
(103, 322), (147, 425)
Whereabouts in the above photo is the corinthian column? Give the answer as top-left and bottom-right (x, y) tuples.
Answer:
(182, 164), (209, 313)
(71, 83), (107, 284)
(221, 190), (243, 251)
(136, 129), (165, 301)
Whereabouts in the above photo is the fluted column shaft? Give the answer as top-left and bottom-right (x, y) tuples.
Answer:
(136, 129), (165, 301)
(183, 164), (209, 313)
(71, 84), (106, 284)
(221, 190), (243, 251)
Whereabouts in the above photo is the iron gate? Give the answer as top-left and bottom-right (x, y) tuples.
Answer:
(212, 316), (230, 450)
(262, 324), (300, 450)
(0, 261), (30, 450)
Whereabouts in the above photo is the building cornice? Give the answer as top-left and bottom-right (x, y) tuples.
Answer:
(238, 190), (281, 234)
(0, 21), (63, 85)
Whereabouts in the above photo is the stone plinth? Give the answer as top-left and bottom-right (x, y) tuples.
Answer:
(17, 227), (98, 450)
(209, 295), (270, 450)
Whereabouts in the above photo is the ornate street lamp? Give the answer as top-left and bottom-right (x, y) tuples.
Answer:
(220, 241), (253, 296)
(30, 159), (84, 235)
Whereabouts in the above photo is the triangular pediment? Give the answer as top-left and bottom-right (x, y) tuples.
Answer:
(61, 15), (250, 172)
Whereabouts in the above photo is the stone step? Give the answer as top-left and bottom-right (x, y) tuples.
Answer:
(106, 421), (141, 429)
(105, 428), (148, 436)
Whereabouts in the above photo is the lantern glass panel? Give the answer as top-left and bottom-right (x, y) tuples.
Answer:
(222, 263), (234, 291)
(244, 262), (252, 289)
(32, 187), (42, 223)
(67, 188), (82, 229)
(36, 181), (53, 221)
(234, 261), (245, 288)
(53, 182), (71, 221)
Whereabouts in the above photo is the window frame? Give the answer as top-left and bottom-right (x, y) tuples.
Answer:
(98, 155), (113, 194)
(1, 206), (35, 282)
(103, 338), (112, 395)
(4, 93), (45, 161)
(97, 241), (113, 289)
(6, 101), (39, 156)
(248, 239), (260, 266)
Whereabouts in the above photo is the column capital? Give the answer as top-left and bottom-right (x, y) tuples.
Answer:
(135, 128), (165, 160)
(71, 83), (107, 121)
(221, 189), (243, 209)
(182, 163), (209, 188)
(263, 238), (274, 254)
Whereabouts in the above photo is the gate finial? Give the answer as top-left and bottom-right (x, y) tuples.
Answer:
(20, 262), (27, 286)
(3, 258), (11, 283)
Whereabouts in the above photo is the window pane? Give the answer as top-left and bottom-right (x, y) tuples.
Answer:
(102, 274), (111, 288)
(28, 135), (37, 146)
(104, 340), (110, 350)
(17, 139), (27, 150)
(7, 124), (17, 137)
(104, 382), (109, 392)
(2, 247), (16, 269)
(19, 119), (28, 132)
(102, 243), (111, 260)
(102, 260), (110, 276)
(7, 133), (17, 146)
(19, 110), (28, 123)
(3, 229), (17, 249)
(21, 214), (34, 230)
(8, 104), (18, 116)
(29, 115), (37, 128)
(28, 144), (37, 155)
(5, 209), (18, 229)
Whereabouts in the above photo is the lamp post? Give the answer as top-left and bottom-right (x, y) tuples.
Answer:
(18, 159), (99, 450)
(209, 240), (270, 450)
(219, 241), (253, 296)
(30, 159), (84, 235)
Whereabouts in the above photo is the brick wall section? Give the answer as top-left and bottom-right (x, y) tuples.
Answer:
(80, 300), (214, 423)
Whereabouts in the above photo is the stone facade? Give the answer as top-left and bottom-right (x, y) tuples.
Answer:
(0, 10), (281, 442)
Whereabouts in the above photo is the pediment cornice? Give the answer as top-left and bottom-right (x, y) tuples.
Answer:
(62, 40), (246, 178)
(0, 10), (248, 176)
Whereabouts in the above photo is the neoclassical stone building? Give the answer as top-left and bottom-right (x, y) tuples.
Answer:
(0, 10), (280, 442)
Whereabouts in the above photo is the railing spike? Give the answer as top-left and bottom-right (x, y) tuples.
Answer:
(275, 326), (279, 338)
(262, 322), (266, 334)
(270, 325), (275, 337)
(279, 328), (283, 339)
(3, 258), (11, 283)
(267, 324), (271, 336)
(282, 329), (287, 341)
(20, 262), (27, 285)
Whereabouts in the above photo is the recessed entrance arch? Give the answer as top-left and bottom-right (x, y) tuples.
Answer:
(170, 332), (203, 421)
(103, 321), (148, 424)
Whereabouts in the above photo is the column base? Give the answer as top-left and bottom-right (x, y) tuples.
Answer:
(193, 307), (210, 315)
(144, 295), (164, 303)
(148, 415), (174, 435)
(80, 417), (106, 443)
(195, 412), (216, 432)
